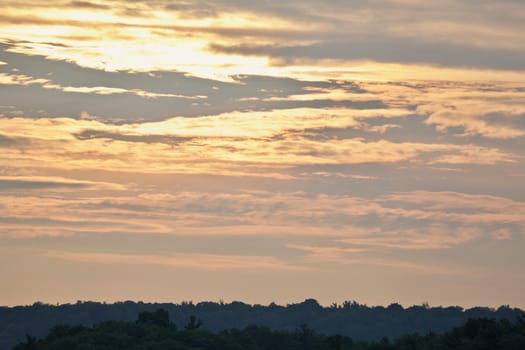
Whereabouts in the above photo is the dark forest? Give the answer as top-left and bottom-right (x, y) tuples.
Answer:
(2, 300), (523, 350)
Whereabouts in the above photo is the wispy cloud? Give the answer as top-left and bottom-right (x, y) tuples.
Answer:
(287, 244), (465, 275)
(2, 187), (523, 255)
(0, 176), (124, 190)
(0, 72), (206, 99)
(0, 112), (516, 182)
(45, 250), (301, 270)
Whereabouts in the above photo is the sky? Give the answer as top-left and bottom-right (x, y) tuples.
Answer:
(1, 0), (525, 309)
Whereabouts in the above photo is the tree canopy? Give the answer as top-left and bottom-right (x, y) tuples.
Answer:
(12, 310), (525, 350)
(1, 300), (523, 350)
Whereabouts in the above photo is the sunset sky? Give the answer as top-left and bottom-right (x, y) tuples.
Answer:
(1, 0), (525, 308)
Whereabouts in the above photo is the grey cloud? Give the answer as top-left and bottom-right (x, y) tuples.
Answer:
(164, 2), (217, 18)
(0, 134), (31, 148)
(483, 112), (525, 130)
(0, 44), (376, 121)
(5, 1), (525, 65)
(68, 1), (110, 9)
(0, 134), (19, 147)
(291, 159), (525, 201)
(0, 215), (124, 227)
(239, 99), (387, 112)
(141, 0), (372, 26)
(211, 37), (525, 71)
(75, 200), (155, 213)
(0, 179), (89, 190)
(74, 130), (193, 145)
(274, 115), (440, 145)
(140, 0), (525, 43)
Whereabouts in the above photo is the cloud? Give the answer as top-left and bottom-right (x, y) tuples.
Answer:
(2, 46), (399, 120)
(2, 0), (525, 82)
(211, 38), (525, 71)
(74, 130), (194, 145)
(0, 177), (86, 190)
(429, 147), (516, 165)
(360, 80), (525, 140)
(45, 250), (300, 270)
(425, 109), (525, 139)
(301, 172), (378, 180)
(0, 110), (516, 186)
(2, 186), (523, 253)
(68, 1), (110, 10)
(0, 72), (206, 99)
(287, 244), (464, 275)
(0, 72), (49, 85)
(0, 133), (27, 147)
(0, 176), (124, 190)
(164, 2), (218, 19)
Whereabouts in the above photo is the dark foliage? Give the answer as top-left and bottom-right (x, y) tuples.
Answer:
(137, 309), (171, 328)
(12, 311), (525, 350)
(1, 300), (523, 350)
(184, 315), (203, 330)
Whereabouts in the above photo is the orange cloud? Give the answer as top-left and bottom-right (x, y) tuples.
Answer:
(0, 112), (515, 182)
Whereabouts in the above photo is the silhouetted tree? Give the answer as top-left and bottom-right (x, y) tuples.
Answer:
(137, 308), (170, 327)
(10, 312), (525, 350)
(2, 300), (525, 349)
(12, 334), (37, 350)
(184, 315), (203, 330)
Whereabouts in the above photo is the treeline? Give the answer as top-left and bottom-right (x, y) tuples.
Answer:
(1, 300), (523, 349)
(13, 309), (525, 350)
